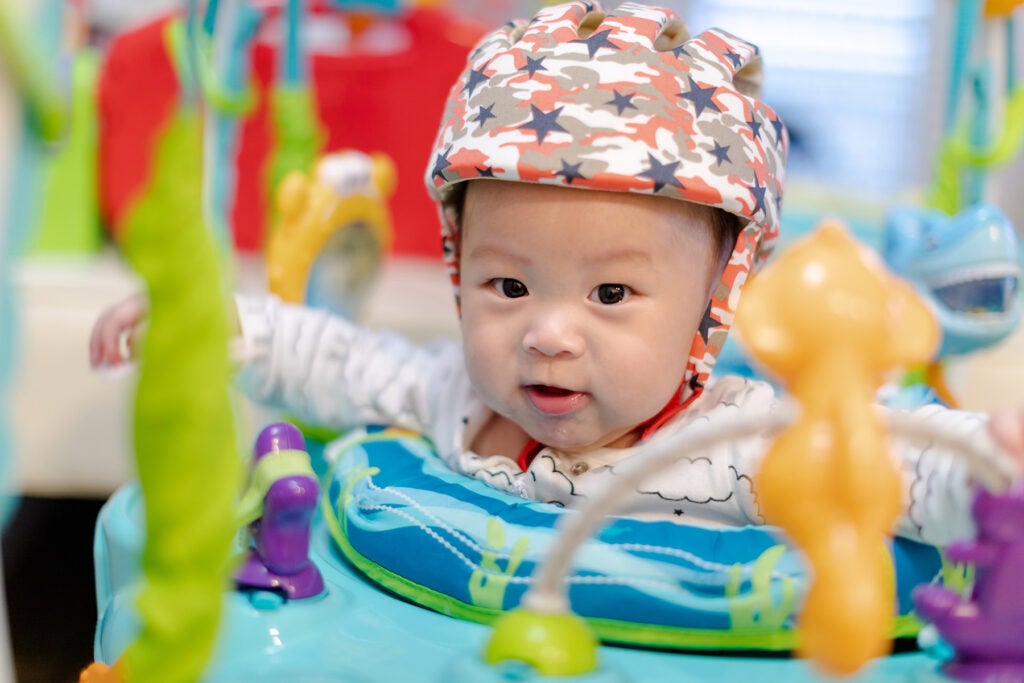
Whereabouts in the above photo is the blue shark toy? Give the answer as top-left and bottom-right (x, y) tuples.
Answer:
(883, 204), (1021, 359)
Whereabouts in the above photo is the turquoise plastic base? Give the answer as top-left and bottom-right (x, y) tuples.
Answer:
(92, 483), (955, 683)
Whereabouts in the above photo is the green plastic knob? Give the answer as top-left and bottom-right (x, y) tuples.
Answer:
(483, 608), (599, 676)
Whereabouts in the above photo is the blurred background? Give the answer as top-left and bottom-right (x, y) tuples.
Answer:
(1, 0), (1022, 680)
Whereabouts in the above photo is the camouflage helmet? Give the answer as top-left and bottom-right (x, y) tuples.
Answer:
(425, 0), (788, 417)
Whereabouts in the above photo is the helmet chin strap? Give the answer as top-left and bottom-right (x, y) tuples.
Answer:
(637, 255), (727, 441)
(639, 382), (702, 441)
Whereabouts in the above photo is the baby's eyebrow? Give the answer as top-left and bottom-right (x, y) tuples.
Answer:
(466, 245), (530, 264)
(466, 245), (652, 267)
(582, 248), (653, 266)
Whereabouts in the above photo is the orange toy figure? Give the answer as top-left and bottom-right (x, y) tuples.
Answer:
(267, 150), (395, 309)
(984, 0), (1023, 17)
(79, 660), (124, 682)
(735, 222), (939, 676)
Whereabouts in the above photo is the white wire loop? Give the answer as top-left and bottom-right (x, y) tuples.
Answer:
(521, 402), (1021, 615)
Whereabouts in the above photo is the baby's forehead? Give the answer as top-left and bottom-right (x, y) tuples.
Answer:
(461, 180), (717, 243)
(461, 184), (716, 262)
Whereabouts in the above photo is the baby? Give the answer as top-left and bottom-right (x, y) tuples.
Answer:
(91, 1), (1021, 545)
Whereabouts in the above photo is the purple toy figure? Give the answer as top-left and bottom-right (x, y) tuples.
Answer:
(235, 422), (325, 601)
(913, 483), (1024, 682)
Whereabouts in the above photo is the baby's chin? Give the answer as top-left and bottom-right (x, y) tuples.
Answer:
(527, 424), (643, 454)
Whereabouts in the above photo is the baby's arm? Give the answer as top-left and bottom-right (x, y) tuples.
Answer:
(892, 403), (1004, 547)
(89, 293), (242, 368)
(893, 404), (975, 546)
(89, 293), (466, 436)
(234, 295), (466, 434)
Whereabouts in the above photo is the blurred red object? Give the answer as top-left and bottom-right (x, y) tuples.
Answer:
(98, 7), (484, 257)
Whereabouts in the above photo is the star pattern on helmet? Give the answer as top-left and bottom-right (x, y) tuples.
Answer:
(710, 141), (731, 166)
(431, 147), (452, 181)
(770, 115), (786, 142)
(556, 159), (586, 184)
(463, 66), (489, 97)
(638, 153), (684, 193)
(520, 55), (548, 78)
(572, 29), (619, 58)
(606, 90), (638, 115)
(519, 105), (567, 144)
(746, 114), (762, 138)
(748, 180), (767, 215)
(679, 76), (721, 117)
(671, 44), (691, 59)
(476, 166), (495, 177)
(723, 50), (743, 69)
(698, 313), (723, 344)
(474, 104), (497, 126)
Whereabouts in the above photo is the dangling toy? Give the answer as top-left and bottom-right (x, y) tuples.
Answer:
(80, 4), (241, 681)
(189, 0), (261, 243)
(736, 222), (939, 675)
(265, 0), (325, 217)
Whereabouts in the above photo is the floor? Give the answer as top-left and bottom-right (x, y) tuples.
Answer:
(2, 496), (105, 683)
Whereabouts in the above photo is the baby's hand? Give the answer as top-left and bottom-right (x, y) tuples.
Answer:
(988, 409), (1024, 473)
(88, 294), (148, 369)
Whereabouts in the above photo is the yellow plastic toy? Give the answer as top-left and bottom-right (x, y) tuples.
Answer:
(735, 222), (939, 676)
(267, 150), (395, 310)
(984, 0), (1023, 17)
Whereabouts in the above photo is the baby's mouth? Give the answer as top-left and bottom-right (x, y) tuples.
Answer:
(523, 384), (585, 416)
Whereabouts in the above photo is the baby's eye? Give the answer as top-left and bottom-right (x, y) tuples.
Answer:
(492, 278), (528, 298)
(590, 284), (630, 305)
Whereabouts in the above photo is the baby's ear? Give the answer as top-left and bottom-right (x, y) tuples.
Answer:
(884, 276), (939, 367)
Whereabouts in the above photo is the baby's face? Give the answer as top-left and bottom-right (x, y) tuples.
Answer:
(459, 181), (721, 454)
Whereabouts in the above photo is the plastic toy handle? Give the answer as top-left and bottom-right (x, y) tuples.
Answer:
(520, 407), (796, 616)
(482, 402), (795, 676)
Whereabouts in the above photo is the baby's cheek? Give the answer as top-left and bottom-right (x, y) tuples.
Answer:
(462, 331), (502, 396)
(616, 354), (681, 409)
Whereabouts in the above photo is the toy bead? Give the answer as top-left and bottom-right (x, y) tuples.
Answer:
(735, 221), (939, 675)
(484, 609), (599, 676)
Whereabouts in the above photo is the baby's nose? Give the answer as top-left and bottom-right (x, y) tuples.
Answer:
(522, 307), (584, 358)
